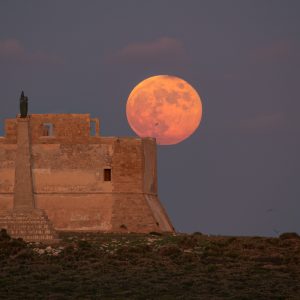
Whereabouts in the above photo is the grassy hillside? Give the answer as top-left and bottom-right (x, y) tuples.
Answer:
(0, 230), (300, 299)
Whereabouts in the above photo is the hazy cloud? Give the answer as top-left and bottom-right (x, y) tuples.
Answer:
(0, 38), (63, 65)
(241, 113), (285, 133)
(107, 37), (186, 64)
(250, 40), (293, 63)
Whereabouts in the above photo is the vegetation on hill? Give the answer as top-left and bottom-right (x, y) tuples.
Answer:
(0, 229), (300, 299)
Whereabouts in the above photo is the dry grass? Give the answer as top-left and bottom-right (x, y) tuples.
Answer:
(0, 229), (300, 299)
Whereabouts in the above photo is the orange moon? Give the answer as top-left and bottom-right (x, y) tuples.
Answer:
(126, 75), (203, 145)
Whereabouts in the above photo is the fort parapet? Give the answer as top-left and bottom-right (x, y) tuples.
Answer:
(0, 114), (174, 236)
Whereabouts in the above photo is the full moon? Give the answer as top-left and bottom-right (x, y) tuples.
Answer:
(126, 75), (203, 145)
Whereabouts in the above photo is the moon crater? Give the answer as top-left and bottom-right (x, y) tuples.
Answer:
(126, 75), (203, 145)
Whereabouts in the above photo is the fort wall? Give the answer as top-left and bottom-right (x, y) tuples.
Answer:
(0, 114), (174, 233)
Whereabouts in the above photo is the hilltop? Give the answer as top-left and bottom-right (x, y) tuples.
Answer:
(0, 230), (300, 299)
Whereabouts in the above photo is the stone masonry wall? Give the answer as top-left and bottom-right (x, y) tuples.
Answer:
(0, 114), (174, 233)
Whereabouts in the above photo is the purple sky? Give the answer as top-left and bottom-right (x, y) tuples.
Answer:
(1, 1), (299, 236)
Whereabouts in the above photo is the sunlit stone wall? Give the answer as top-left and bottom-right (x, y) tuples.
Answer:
(0, 114), (173, 233)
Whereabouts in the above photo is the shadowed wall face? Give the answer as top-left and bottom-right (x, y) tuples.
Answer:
(13, 118), (35, 210)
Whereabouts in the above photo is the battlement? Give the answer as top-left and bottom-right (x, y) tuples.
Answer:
(4, 114), (100, 142)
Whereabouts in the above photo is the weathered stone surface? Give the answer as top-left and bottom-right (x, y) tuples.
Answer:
(0, 117), (58, 241)
(0, 209), (58, 242)
(13, 117), (35, 210)
(0, 114), (174, 234)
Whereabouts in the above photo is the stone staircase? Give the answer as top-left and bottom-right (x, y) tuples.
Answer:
(0, 117), (59, 243)
(0, 209), (58, 242)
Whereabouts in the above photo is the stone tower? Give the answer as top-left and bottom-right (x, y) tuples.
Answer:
(0, 113), (174, 237)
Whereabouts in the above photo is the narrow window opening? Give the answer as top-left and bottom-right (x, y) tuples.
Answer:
(90, 120), (96, 136)
(104, 168), (111, 181)
(42, 123), (53, 136)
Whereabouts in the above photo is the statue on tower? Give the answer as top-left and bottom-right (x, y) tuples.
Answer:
(19, 91), (28, 118)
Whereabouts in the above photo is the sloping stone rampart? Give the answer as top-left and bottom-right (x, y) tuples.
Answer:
(13, 118), (35, 210)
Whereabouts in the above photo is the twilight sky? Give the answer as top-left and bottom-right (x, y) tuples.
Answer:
(1, 1), (299, 236)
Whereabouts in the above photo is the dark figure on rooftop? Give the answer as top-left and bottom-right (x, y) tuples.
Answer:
(20, 91), (28, 118)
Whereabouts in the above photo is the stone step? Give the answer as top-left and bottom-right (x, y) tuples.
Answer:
(9, 231), (53, 236)
(0, 216), (50, 220)
(6, 226), (52, 230)
(0, 216), (48, 219)
(0, 214), (49, 218)
(0, 217), (50, 221)
(6, 223), (51, 228)
(0, 210), (58, 242)
(0, 221), (52, 225)
(0, 220), (52, 223)
(1, 228), (52, 233)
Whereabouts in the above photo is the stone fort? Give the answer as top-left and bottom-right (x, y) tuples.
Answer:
(0, 112), (174, 241)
